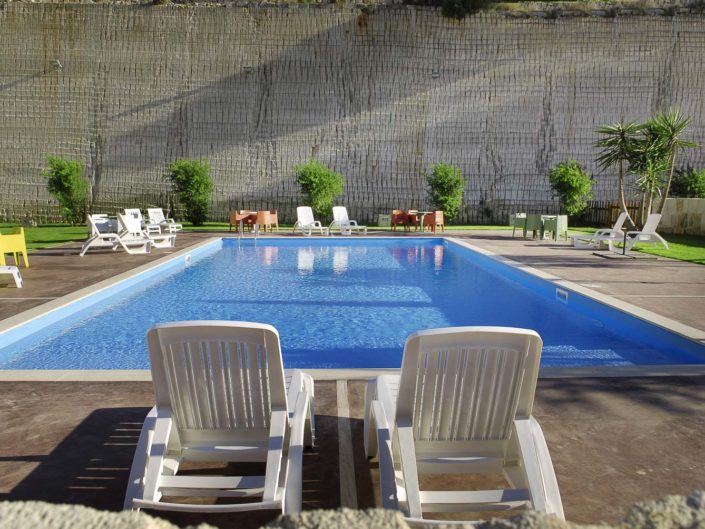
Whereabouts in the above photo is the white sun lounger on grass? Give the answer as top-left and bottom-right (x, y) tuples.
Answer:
(124, 321), (315, 515)
(293, 206), (327, 236)
(329, 206), (367, 235)
(572, 211), (627, 251)
(623, 213), (669, 255)
(118, 213), (175, 249)
(364, 326), (564, 525)
(80, 214), (152, 256)
(147, 208), (183, 233)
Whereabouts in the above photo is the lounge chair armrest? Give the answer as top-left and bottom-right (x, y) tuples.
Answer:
(263, 408), (288, 503)
(284, 390), (311, 514)
(513, 418), (565, 519)
(125, 407), (174, 508)
(396, 418), (422, 518)
(368, 400), (398, 511)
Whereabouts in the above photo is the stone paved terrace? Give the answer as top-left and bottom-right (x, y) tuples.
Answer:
(1, 229), (704, 527)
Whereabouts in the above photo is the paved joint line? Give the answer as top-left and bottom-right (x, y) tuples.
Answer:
(0, 297), (57, 300)
(336, 380), (358, 509)
(614, 294), (705, 298)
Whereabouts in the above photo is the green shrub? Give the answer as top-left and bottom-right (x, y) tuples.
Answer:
(441, 0), (482, 19)
(424, 163), (466, 222)
(548, 160), (593, 216)
(42, 156), (89, 225)
(671, 165), (705, 198)
(166, 159), (213, 226)
(294, 159), (344, 219)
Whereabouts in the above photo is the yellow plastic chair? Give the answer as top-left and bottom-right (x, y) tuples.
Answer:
(0, 227), (29, 267)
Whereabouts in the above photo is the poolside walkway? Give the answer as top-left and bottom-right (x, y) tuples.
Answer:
(0, 229), (704, 527)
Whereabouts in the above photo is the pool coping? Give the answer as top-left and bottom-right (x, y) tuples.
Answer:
(1, 235), (704, 381)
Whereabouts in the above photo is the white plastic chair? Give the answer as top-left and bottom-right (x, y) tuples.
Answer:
(81, 214), (152, 256)
(364, 326), (564, 525)
(147, 208), (183, 233)
(0, 265), (23, 288)
(572, 212), (628, 251)
(125, 208), (162, 235)
(293, 206), (327, 236)
(329, 206), (367, 235)
(124, 321), (315, 515)
(624, 213), (669, 254)
(118, 213), (175, 249)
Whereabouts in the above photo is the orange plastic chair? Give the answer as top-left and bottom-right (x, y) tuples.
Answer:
(0, 227), (29, 267)
(255, 210), (272, 234)
(269, 210), (279, 232)
(391, 210), (409, 231)
(423, 211), (445, 233)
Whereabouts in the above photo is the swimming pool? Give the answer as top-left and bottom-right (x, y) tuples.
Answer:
(1, 237), (704, 369)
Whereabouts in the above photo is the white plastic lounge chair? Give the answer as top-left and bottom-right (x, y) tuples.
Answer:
(293, 206), (327, 236)
(118, 213), (175, 249)
(572, 212), (628, 251)
(623, 213), (669, 255)
(147, 208), (183, 234)
(124, 321), (315, 515)
(0, 265), (23, 288)
(364, 326), (564, 525)
(80, 214), (152, 256)
(329, 206), (367, 235)
(125, 208), (162, 235)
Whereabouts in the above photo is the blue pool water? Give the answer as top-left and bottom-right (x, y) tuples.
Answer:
(1, 238), (704, 369)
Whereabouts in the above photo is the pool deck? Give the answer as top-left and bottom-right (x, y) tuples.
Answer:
(1, 229), (704, 526)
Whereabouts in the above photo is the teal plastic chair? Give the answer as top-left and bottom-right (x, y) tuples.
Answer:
(542, 215), (568, 241)
(511, 213), (527, 238)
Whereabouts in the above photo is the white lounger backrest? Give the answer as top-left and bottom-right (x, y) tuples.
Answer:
(147, 208), (166, 225)
(640, 213), (662, 234)
(611, 211), (628, 232)
(118, 213), (143, 235)
(147, 321), (288, 432)
(332, 206), (350, 223)
(124, 208), (144, 222)
(297, 206), (315, 226)
(396, 327), (541, 442)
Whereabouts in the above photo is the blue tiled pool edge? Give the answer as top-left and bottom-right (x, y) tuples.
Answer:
(1, 235), (704, 380)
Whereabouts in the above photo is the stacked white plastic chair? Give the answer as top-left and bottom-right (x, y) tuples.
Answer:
(364, 326), (564, 525)
(124, 321), (315, 514)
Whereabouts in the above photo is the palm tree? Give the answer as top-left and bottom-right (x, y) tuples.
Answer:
(629, 123), (665, 225)
(650, 110), (698, 214)
(595, 120), (643, 228)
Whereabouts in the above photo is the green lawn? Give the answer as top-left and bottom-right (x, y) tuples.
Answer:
(3, 223), (704, 264)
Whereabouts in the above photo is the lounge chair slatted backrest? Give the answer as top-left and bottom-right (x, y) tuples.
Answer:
(398, 328), (537, 443)
(125, 321), (314, 515)
(149, 322), (287, 435)
(364, 326), (562, 524)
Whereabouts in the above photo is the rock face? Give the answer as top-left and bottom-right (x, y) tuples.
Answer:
(0, 493), (704, 529)
(0, 5), (704, 223)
